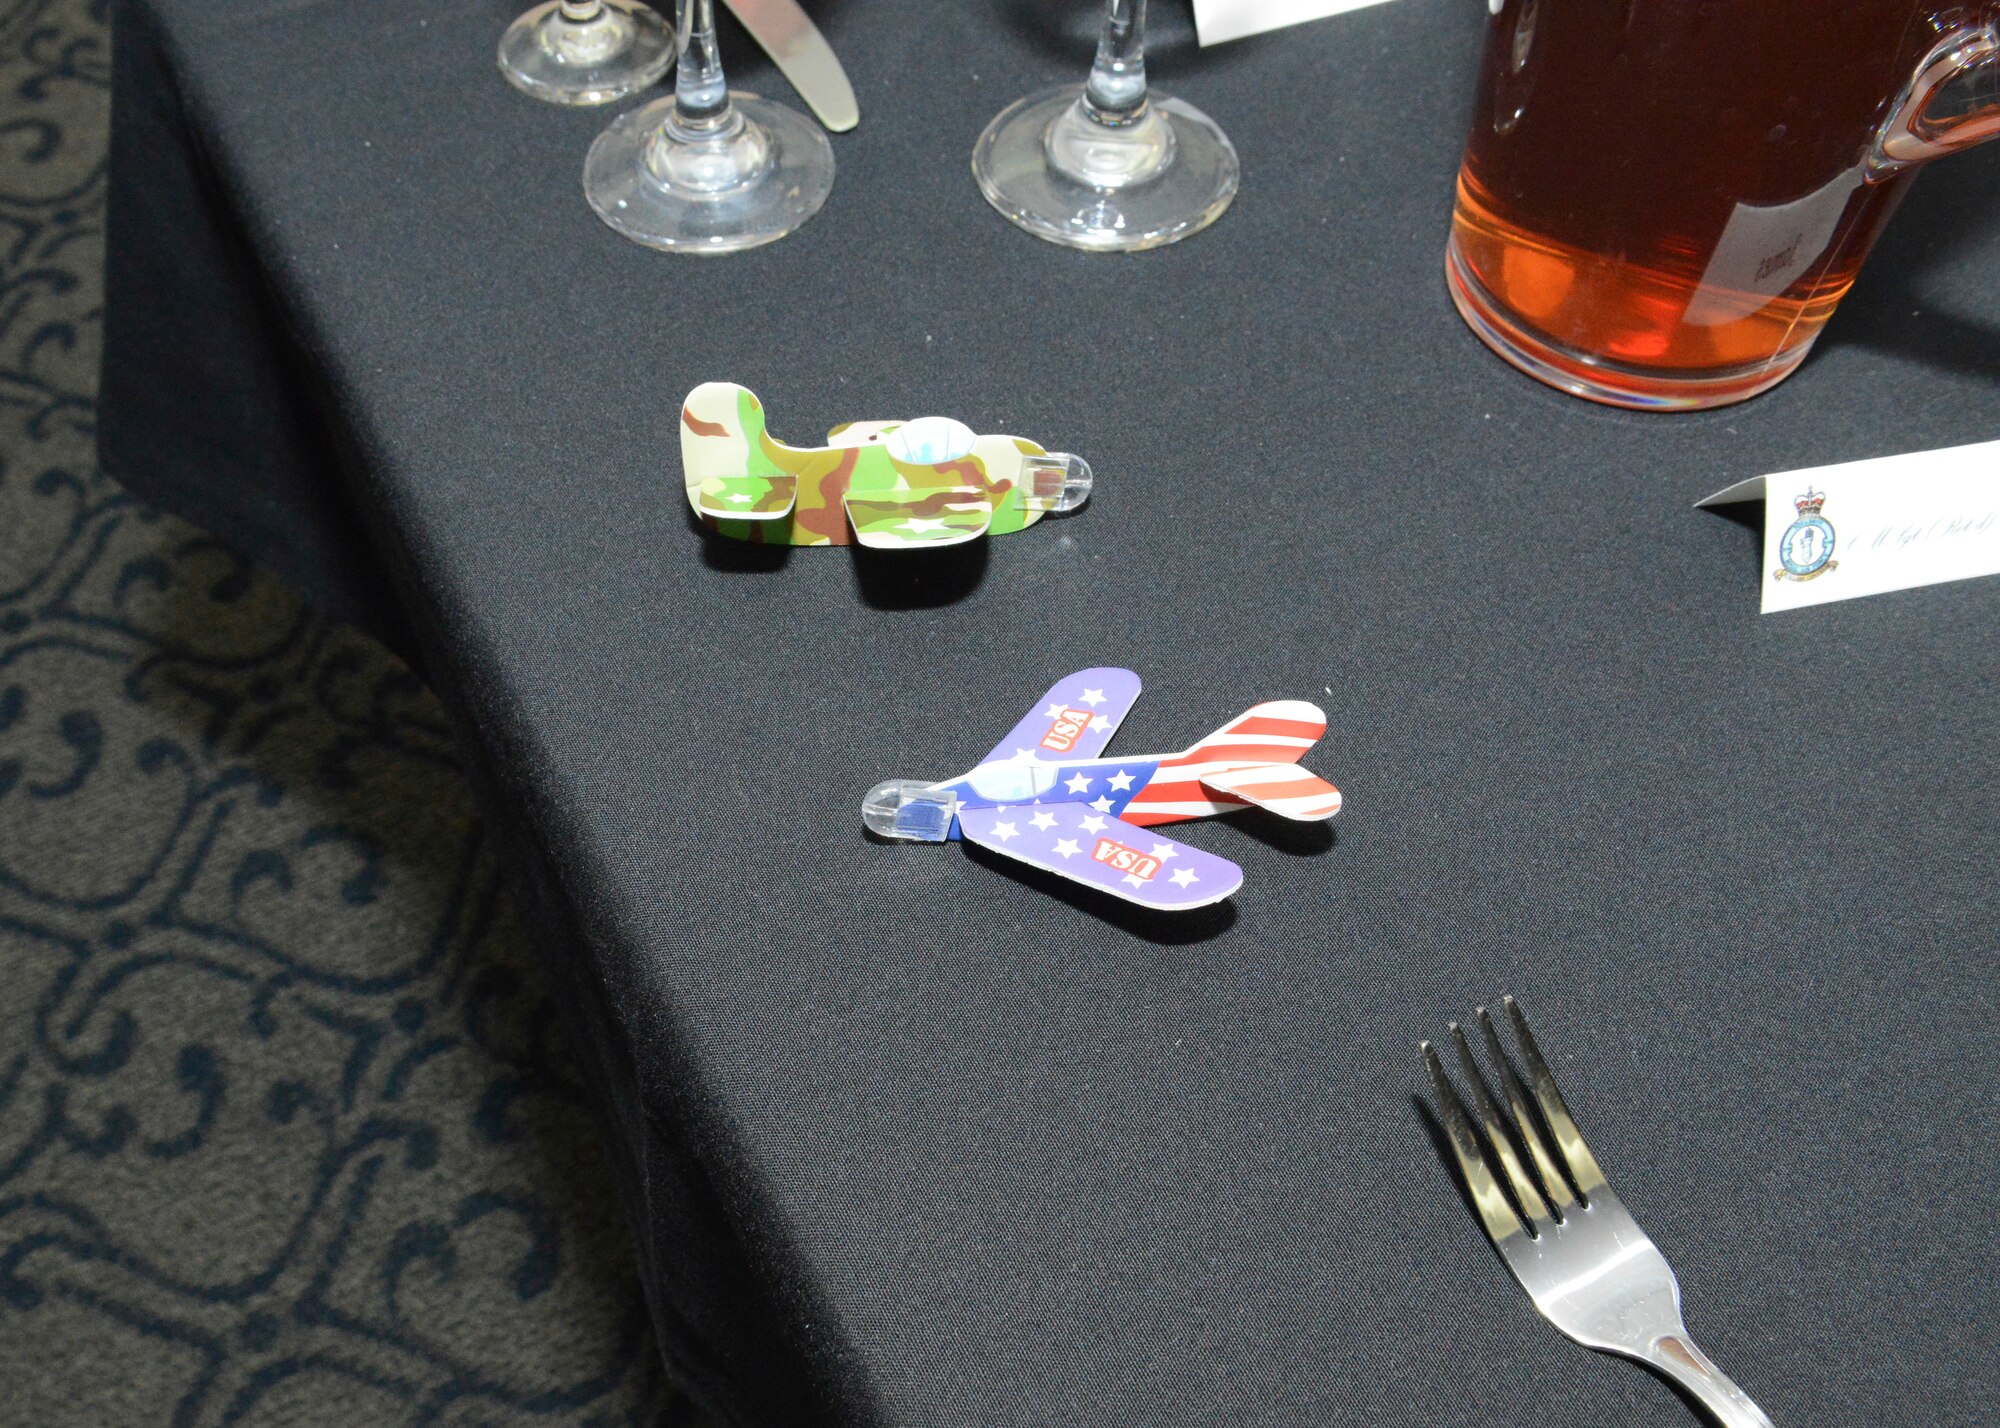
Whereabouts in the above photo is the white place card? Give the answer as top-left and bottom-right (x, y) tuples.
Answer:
(1194, 0), (1400, 46)
(1696, 440), (2000, 614)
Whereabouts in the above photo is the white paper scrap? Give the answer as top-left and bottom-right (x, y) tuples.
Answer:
(1194, 0), (1401, 46)
(1696, 440), (2000, 613)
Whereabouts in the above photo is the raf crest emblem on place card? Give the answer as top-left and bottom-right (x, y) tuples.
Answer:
(1774, 488), (1837, 583)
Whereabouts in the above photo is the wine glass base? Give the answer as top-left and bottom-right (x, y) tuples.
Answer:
(498, 0), (673, 107)
(973, 84), (1239, 252)
(584, 92), (836, 253)
(1445, 236), (1810, 409)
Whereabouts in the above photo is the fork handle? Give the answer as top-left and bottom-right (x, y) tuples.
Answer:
(1643, 1334), (1776, 1428)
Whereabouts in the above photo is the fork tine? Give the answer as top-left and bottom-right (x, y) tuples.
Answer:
(1504, 995), (1608, 1198)
(1475, 1005), (1577, 1215)
(1422, 1040), (1526, 1244)
(1450, 1022), (1553, 1228)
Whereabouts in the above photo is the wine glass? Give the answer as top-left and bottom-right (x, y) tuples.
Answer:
(498, 0), (675, 106)
(583, 0), (835, 253)
(973, 0), (1238, 251)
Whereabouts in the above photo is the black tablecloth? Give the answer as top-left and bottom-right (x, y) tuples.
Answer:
(101, 1), (2000, 1423)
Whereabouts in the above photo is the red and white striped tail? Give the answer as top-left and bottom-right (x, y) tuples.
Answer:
(1121, 701), (1330, 827)
(1200, 763), (1343, 822)
(1169, 700), (1326, 766)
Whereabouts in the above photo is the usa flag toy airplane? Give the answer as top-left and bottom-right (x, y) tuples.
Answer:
(863, 668), (1342, 910)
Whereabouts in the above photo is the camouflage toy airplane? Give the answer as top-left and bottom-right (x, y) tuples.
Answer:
(863, 668), (1343, 911)
(680, 381), (1092, 550)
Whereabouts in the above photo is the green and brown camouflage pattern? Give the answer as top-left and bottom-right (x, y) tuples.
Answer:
(680, 382), (1057, 549)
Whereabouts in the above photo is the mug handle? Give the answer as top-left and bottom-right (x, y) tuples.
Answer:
(1874, 23), (2000, 167)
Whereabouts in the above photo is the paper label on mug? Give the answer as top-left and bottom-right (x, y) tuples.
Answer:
(1681, 170), (1863, 327)
(1193, 0), (1400, 46)
(1696, 441), (2000, 613)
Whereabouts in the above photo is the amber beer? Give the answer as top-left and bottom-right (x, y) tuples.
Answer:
(1447, 0), (1996, 408)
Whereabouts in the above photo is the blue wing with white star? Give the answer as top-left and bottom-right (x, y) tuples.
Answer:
(957, 806), (1243, 911)
(978, 668), (1142, 767)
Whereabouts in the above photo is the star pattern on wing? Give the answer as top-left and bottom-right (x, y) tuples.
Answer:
(1090, 713), (1116, 731)
(1107, 770), (1135, 792)
(1089, 796), (1115, 813)
(1044, 703), (1066, 718)
(1064, 772), (1092, 795)
(1079, 688), (1107, 706)
(951, 786), (1243, 913)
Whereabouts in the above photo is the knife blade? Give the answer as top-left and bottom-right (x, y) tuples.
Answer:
(719, 0), (859, 133)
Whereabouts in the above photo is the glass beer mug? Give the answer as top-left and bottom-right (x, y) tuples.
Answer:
(1447, 2), (2000, 409)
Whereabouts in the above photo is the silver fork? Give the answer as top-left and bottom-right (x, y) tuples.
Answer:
(1421, 997), (1776, 1428)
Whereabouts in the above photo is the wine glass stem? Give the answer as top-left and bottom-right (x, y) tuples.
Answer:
(1084, 0), (1148, 122)
(676, 0), (731, 124)
(559, 0), (604, 21)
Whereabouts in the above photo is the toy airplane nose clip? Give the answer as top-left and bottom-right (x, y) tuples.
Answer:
(862, 780), (958, 841)
(1024, 452), (1093, 513)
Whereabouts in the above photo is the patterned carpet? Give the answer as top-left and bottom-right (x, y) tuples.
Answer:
(0, 2), (703, 1423)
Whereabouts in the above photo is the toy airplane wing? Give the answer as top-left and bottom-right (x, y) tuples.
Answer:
(978, 667), (1141, 766)
(691, 474), (797, 521)
(1200, 764), (1343, 821)
(844, 489), (992, 550)
(957, 806), (1242, 910)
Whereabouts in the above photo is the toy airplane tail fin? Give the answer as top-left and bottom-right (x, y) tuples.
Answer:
(1122, 700), (1337, 826)
(1162, 700), (1339, 821)
(1198, 763), (1342, 822)
(1168, 700), (1326, 768)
